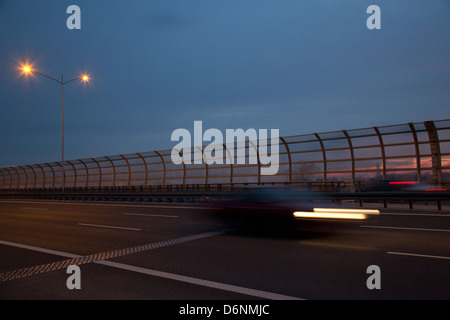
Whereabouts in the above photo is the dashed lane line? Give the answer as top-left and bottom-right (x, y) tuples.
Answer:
(0, 230), (224, 283)
(78, 223), (142, 231)
(381, 212), (450, 217)
(387, 251), (450, 261)
(361, 225), (450, 233)
(123, 213), (179, 218)
(0, 230), (302, 299)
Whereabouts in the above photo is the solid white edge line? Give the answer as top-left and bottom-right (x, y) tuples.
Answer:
(94, 260), (302, 300)
(361, 225), (450, 233)
(380, 212), (450, 217)
(123, 213), (178, 218)
(78, 223), (141, 231)
(0, 240), (82, 259)
(0, 239), (302, 300)
(387, 251), (450, 260)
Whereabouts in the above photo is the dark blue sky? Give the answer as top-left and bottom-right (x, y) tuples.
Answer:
(1, 0), (449, 167)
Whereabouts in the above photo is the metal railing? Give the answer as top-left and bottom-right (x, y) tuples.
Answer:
(0, 184), (447, 211)
(1, 119), (449, 190)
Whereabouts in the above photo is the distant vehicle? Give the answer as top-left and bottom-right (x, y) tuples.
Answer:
(362, 180), (447, 192)
(211, 186), (379, 228)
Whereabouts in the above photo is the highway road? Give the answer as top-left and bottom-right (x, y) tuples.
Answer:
(0, 199), (449, 300)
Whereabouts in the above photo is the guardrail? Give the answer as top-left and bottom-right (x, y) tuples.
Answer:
(0, 183), (448, 211)
(0, 181), (340, 202)
(330, 191), (449, 211)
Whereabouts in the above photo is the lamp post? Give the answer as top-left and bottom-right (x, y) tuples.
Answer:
(21, 64), (90, 192)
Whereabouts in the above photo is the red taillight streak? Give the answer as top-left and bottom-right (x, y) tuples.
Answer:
(389, 181), (418, 185)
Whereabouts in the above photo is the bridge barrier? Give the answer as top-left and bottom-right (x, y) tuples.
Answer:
(1, 119), (449, 190)
(0, 182), (447, 211)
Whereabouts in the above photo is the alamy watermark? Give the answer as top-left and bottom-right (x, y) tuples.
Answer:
(66, 265), (81, 290)
(66, 5), (81, 30)
(366, 265), (381, 290)
(171, 121), (280, 176)
(65, 4), (380, 31)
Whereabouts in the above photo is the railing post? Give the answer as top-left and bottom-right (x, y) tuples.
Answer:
(408, 123), (422, 182)
(343, 130), (355, 187)
(425, 121), (442, 185)
(374, 127), (387, 180)
(314, 133), (327, 182)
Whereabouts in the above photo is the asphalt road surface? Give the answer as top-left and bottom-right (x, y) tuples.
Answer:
(1, 199), (449, 300)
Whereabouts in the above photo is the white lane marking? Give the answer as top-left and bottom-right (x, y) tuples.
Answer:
(0, 240), (81, 259)
(361, 225), (450, 233)
(97, 259), (302, 300)
(123, 213), (178, 218)
(20, 207), (49, 211)
(78, 223), (141, 231)
(387, 251), (450, 261)
(0, 231), (225, 282)
(381, 212), (450, 217)
(0, 235), (301, 299)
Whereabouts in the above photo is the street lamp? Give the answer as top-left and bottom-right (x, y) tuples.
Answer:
(21, 63), (90, 191)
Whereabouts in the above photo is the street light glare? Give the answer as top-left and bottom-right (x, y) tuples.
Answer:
(18, 60), (37, 77)
(20, 63), (34, 75)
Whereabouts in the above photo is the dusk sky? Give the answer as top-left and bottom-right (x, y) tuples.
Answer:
(1, 0), (449, 167)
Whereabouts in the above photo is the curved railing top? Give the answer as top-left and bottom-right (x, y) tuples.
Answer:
(1, 119), (449, 189)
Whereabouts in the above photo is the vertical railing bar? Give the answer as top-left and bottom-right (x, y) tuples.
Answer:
(195, 146), (208, 185)
(373, 127), (387, 180)
(248, 140), (260, 184)
(7, 167), (13, 189)
(425, 121), (443, 185)
(35, 164), (45, 189)
(154, 151), (166, 186)
(77, 159), (89, 188)
(66, 160), (77, 188)
(343, 130), (355, 187)
(90, 158), (102, 188)
(120, 155), (132, 187)
(279, 137), (292, 183)
(18, 166), (28, 189)
(44, 163), (56, 189)
(104, 156), (115, 187)
(26, 165), (37, 189)
(408, 123), (422, 182)
(4, 168), (12, 189)
(314, 133), (327, 182)
(0, 169), (5, 189)
(10, 167), (20, 189)
(136, 152), (148, 187)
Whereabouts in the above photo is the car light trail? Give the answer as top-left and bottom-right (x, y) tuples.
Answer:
(293, 208), (380, 220)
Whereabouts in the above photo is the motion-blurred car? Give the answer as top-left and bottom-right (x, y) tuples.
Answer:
(362, 180), (447, 192)
(211, 186), (379, 228)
